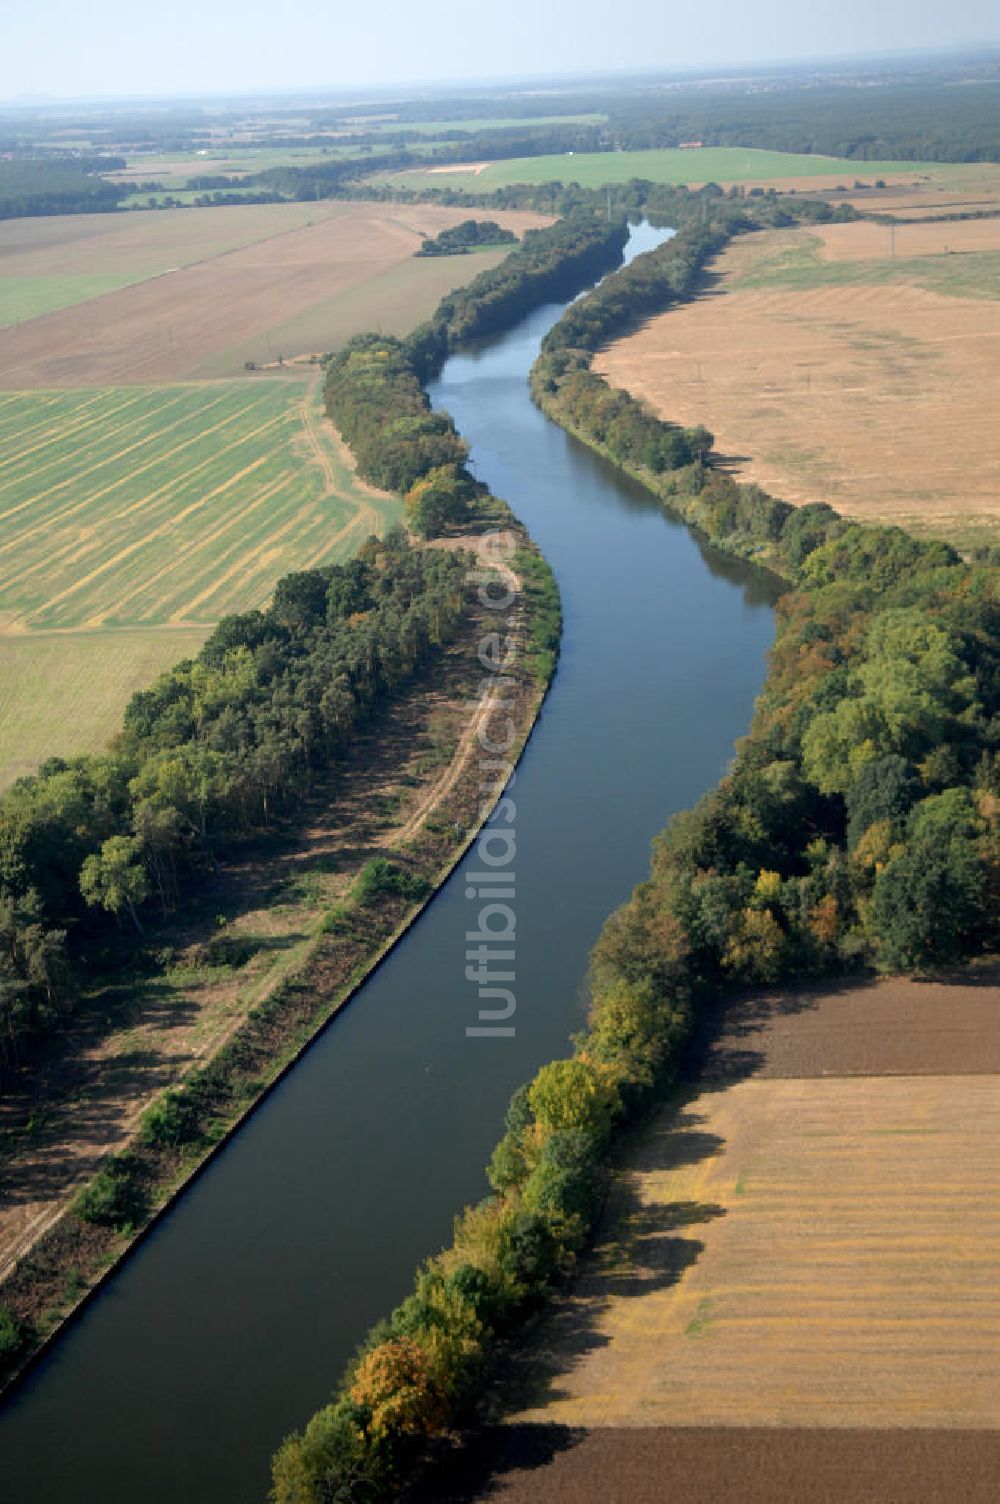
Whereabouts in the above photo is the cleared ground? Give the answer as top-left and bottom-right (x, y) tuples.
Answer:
(507, 972), (1000, 1446)
(0, 379), (402, 784)
(423, 1425), (1000, 1503)
(597, 220), (1000, 545)
(376, 147), (979, 195)
(0, 201), (550, 380)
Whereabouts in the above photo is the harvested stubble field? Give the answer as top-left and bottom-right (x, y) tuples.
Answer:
(841, 164), (1000, 219)
(469, 972), (1000, 1502)
(0, 379), (402, 785)
(0, 201), (551, 383)
(0, 202), (341, 328)
(597, 218), (1000, 546)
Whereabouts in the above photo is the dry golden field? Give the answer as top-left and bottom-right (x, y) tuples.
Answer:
(0, 201), (551, 385)
(515, 976), (1000, 1436)
(519, 1074), (1000, 1430)
(597, 218), (1000, 546)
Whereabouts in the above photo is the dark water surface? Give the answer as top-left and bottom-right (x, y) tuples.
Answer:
(0, 224), (780, 1503)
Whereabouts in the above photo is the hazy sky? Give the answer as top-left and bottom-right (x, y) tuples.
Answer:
(3, 0), (999, 101)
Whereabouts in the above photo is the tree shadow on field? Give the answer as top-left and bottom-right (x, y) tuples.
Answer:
(416, 1098), (728, 1501)
(494, 1100), (728, 1417)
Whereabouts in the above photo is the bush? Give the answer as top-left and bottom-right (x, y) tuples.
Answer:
(0, 1305), (24, 1362)
(139, 1089), (201, 1149)
(73, 1156), (145, 1229)
(353, 859), (431, 906)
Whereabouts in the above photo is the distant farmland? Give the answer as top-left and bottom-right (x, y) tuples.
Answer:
(0, 202), (340, 329)
(0, 201), (552, 383)
(0, 379), (402, 784)
(376, 146), (972, 194)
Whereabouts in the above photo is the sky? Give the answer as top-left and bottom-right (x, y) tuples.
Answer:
(2, 0), (999, 102)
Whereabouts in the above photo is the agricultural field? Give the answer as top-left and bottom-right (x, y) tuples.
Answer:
(0, 380), (403, 784)
(511, 974), (1000, 1443)
(0, 199), (549, 784)
(0, 202), (343, 328)
(597, 218), (1000, 546)
(104, 145), (351, 186)
(374, 146), (976, 194)
(0, 201), (551, 383)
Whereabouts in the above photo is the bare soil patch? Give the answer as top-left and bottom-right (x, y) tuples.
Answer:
(422, 1424), (1000, 1503)
(427, 161), (492, 176)
(597, 226), (1000, 543)
(0, 203), (550, 387)
(693, 965), (1000, 1081)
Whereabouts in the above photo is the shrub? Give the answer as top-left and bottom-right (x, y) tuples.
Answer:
(73, 1156), (144, 1229)
(139, 1089), (201, 1149)
(0, 1305), (24, 1362)
(353, 859), (431, 906)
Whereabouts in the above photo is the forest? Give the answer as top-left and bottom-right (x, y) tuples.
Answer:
(0, 159), (127, 218)
(273, 205), (999, 1504)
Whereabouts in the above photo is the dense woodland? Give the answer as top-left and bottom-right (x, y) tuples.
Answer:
(0, 537), (468, 1083)
(536, 221), (999, 980)
(275, 203), (1000, 1504)
(0, 159), (126, 219)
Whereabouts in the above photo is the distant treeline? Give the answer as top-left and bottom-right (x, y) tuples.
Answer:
(0, 159), (127, 219)
(414, 219), (516, 256)
(276, 201), (999, 1503)
(0, 537), (468, 1083)
(606, 81), (1000, 162)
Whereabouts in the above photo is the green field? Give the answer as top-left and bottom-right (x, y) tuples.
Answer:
(376, 145), (961, 193)
(0, 379), (402, 785)
(107, 145), (353, 187)
(0, 380), (400, 629)
(0, 275), (131, 328)
(0, 626), (209, 788)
